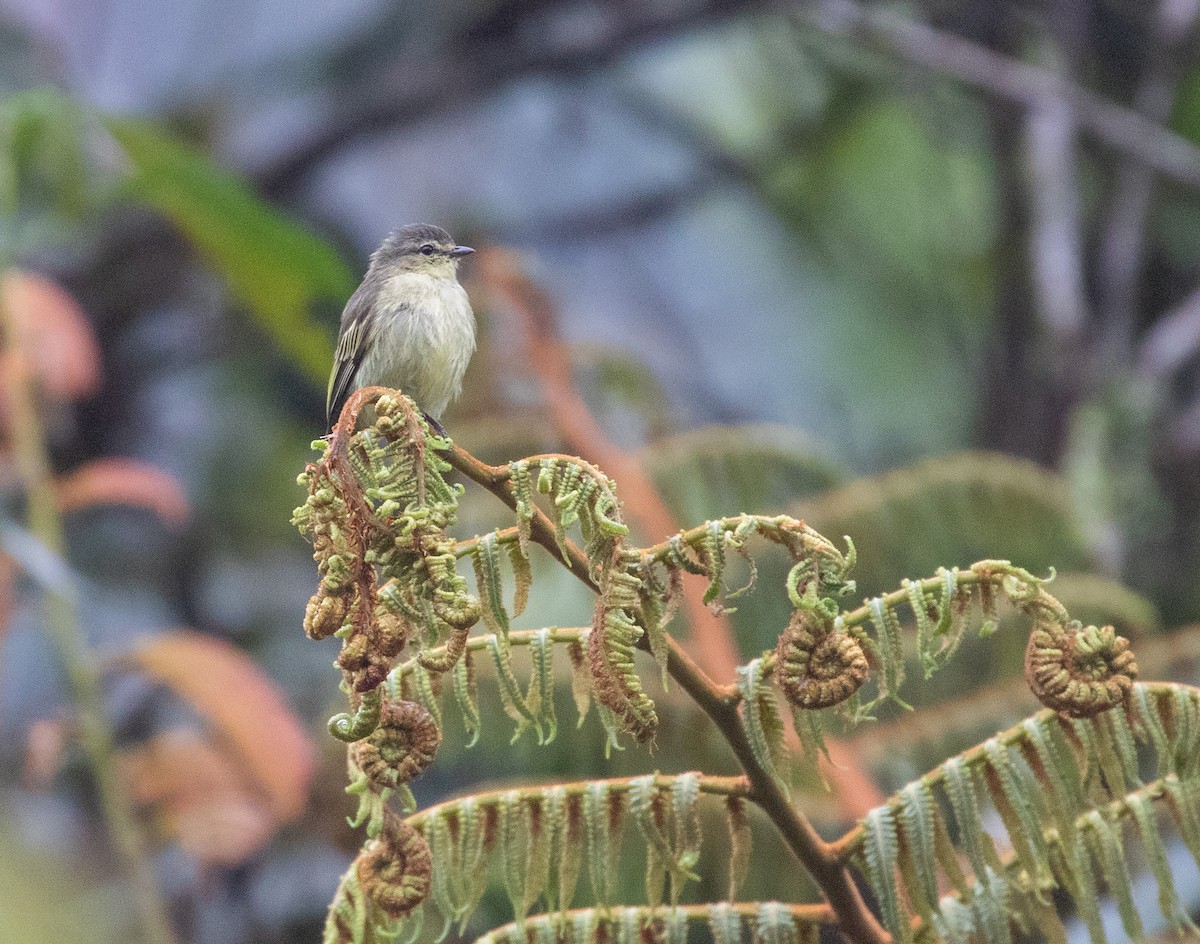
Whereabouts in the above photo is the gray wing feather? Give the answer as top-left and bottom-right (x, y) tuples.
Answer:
(326, 287), (376, 428)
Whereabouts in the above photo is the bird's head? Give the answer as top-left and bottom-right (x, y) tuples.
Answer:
(371, 224), (474, 278)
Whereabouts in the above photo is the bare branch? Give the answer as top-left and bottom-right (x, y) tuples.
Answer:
(257, 0), (766, 195)
(1138, 282), (1200, 379)
(1024, 96), (1089, 345)
(788, 0), (1200, 190)
(1097, 0), (1200, 349)
(1021, 7), (1089, 349)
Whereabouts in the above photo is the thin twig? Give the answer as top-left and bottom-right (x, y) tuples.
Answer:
(0, 301), (177, 944)
(1098, 0), (1200, 350)
(789, 0), (1200, 190)
(1023, 74), (1088, 347)
(1138, 283), (1200, 379)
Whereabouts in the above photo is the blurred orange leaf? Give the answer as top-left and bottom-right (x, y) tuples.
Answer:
(0, 552), (15, 643)
(23, 717), (69, 789)
(120, 631), (315, 822)
(55, 458), (190, 526)
(0, 270), (101, 401)
(121, 730), (276, 867)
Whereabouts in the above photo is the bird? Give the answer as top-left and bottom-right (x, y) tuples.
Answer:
(327, 224), (476, 434)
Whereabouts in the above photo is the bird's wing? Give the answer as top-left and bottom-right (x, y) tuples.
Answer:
(326, 289), (376, 429)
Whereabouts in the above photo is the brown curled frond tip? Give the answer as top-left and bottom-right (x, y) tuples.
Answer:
(353, 700), (441, 790)
(357, 813), (432, 919)
(304, 587), (350, 640)
(1025, 618), (1137, 718)
(776, 607), (869, 710)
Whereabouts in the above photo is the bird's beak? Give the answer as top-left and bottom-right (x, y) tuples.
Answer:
(449, 245), (475, 257)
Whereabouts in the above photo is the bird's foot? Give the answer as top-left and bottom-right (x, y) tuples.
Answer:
(423, 413), (449, 438)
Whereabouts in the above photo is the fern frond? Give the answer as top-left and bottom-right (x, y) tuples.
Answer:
(861, 806), (906, 944)
(700, 520), (728, 606)
(1081, 811), (1143, 940)
(487, 634), (540, 742)
(630, 773), (702, 907)
(584, 780), (626, 909)
(472, 531), (511, 639)
(451, 649), (480, 747)
(979, 738), (1051, 893)
(470, 903), (832, 944)
(898, 781), (939, 917)
(498, 792), (529, 921)
(867, 595), (909, 709)
(736, 656), (788, 790)
(528, 627), (558, 744)
(726, 796), (752, 902)
(852, 683), (1200, 944)
(548, 786), (583, 914)
(508, 460), (535, 558)
(1128, 788), (1198, 934)
(405, 776), (749, 930)
(589, 550), (658, 742)
(903, 578), (937, 678)
(393, 627), (588, 746)
(709, 901), (746, 944)
(941, 757), (995, 881)
(507, 539), (532, 616)
(967, 867), (1012, 944)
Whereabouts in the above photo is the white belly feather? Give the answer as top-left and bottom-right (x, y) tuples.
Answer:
(358, 272), (476, 418)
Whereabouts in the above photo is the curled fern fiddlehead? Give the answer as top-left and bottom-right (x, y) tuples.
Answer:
(357, 811), (433, 920)
(330, 686), (384, 742)
(1025, 617), (1138, 718)
(296, 389), (480, 695)
(775, 605), (869, 710)
(353, 699), (441, 791)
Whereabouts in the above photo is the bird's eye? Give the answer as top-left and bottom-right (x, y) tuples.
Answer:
(420, 244), (436, 256)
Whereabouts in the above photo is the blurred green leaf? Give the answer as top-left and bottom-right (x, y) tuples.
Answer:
(796, 451), (1097, 598)
(785, 95), (997, 298)
(1062, 390), (1170, 578)
(750, 95), (998, 465)
(0, 820), (131, 944)
(572, 341), (674, 438)
(1047, 572), (1160, 638)
(104, 117), (353, 382)
(1170, 69), (1200, 146)
(644, 423), (843, 525)
(0, 88), (98, 253)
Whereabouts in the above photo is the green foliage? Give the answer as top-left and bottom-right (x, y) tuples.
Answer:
(796, 452), (1096, 597)
(293, 392), (1200, 944)
(394, 775), (736, 936)
(0, 88), (101, 252)
(644, 425), (843, 526)
(0, 89), (354, 380)
(105, 117), (353, 383)
(472, 903), (826, 944)
(853, 683), (1200, 944)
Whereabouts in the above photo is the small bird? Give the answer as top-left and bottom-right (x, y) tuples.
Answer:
(327, 224), (476, 432)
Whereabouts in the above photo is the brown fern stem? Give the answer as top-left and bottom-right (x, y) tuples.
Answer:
(407, 773), (751, 827)
(446, 442), (891, 944)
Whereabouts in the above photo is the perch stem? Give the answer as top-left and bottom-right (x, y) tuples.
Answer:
(446, 443), (890, 944)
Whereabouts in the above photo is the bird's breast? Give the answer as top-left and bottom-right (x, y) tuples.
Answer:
(365, 273), (476, 418)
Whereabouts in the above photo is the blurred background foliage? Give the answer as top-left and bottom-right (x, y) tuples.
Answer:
(3, 1), (1200, 942)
